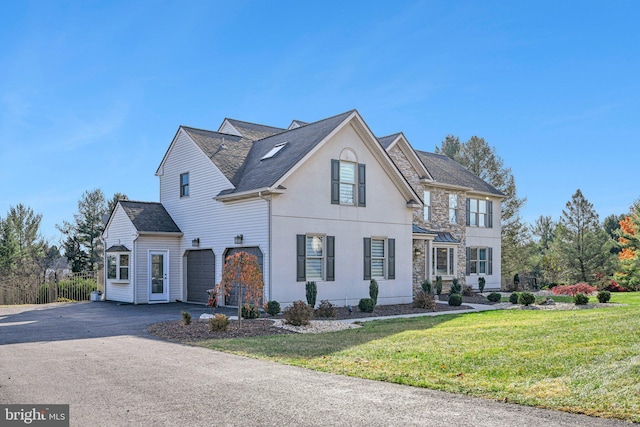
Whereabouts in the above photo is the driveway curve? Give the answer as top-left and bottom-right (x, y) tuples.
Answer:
(0, 302), (629, 426)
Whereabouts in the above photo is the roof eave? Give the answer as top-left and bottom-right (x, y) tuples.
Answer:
(137, 231), (184, 237)
(215, 187), (286, 203)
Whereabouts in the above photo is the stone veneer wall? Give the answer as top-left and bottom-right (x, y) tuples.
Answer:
(388, 145), (467, 294)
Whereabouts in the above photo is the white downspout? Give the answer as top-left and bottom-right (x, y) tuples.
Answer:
(258, 191), (272, 302)
(133, 233), (139, 305)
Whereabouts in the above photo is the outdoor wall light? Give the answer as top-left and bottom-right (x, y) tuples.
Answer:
(234, 234), (243, 245)
(192, 238), (200, 247)
(414, 247), (423, 257)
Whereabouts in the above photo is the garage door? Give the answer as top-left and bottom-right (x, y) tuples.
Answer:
(186, 250), (215, 304)
(223, 247), (263, 306)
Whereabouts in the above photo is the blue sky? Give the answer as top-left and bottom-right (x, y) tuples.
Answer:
(1, 1), (639, 241)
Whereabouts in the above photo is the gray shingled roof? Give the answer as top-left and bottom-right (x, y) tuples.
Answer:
(181, 127), (253, 186)
(119, 201), (181, 234)
(222, 118), (286, 141)
(378, 133), (402, 149)
(106, 245), (130, 252)
(416, 151), (504, 196)
(221, 110), (355, 195)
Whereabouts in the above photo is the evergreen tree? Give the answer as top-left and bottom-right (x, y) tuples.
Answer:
(0, 204), (44, 275)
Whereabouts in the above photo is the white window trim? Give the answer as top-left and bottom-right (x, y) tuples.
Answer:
(180, 172), (189, 198)
(423, 190), (431, 221)
(468, 247), (489, 275)
(371, 237), (386, 279)
(433, 245), (456, 278)
(305, 234), (325, 281)
(468, 198), (488, 228)
(449, 194), (458, 224)
(339, 161), (356, 205)
(107, 252), (130, 282)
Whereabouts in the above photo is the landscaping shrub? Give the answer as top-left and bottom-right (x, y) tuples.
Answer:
(413, 291), (435, 309)
(448, 293), (462, 306)
(462, 285), (473, 296)
(181, 311), (192, 325)
(315, 300), (337, 318)
(209, 314), (230, 332)
(421, 280), (432, 294)
(450, 278), (461, 295)
(264, 300), (281, 316)
(605, 281), (627, 292)
(509, 292), (520, 304)
(369, 279), (379, 305)
(435, 275), (443, 295)
(574, 293), (589, 305)
(241, 304), (260, 319)
(487, 292), (502, 303)
(284, 300), (313, 326)
(305, 281), (317, 308)
(552, 283), (597, 296)
(478, 277), (486, 293)
(597, 290), (611, 303)
(514, 273), (520, 287)
(518, 292), (535, 306)
(358, 298), (375, 313)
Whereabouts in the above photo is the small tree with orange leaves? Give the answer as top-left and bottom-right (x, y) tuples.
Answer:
(216, 251), (264, 327)
(615, 201), (640, 290)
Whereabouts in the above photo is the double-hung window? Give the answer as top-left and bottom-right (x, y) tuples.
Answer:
(107, 253), (129, 281)
(449, 194), (458, 224)
(466, 198), (493, 228)
(364, 237), (395, 280)
(433, 247), (455, 276)
(296, 234), (335, 282)
(331, 159), (366, 206)
(466, 247), (493, 275)
(423, 190), (431, 221)
(180, 172), (189, 197)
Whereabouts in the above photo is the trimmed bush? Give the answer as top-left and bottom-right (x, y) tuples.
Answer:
(450, 278), (461, 295)
(478, 277), (486, 293)
(462, 285), (473, 296)
(509, 292), (520, 304)
(284, 300), (313, 326)
(487, 292), (502, 303)
(597, 290), (611, 303)
(305, 281), (317, 308)
(421, 280), (432, 294)
(265, 300), (281, 316)
(448, 293), (462, 306)
(358, 298), (375, 313)
(369, 279), (379, 305)
(209, 314), (230, 332)
(241, 304), (260, 319)
(435, 276), (443, 295)
(518, 292), (535, 306)
(181, 311), (192, 325)
(552, 283), (597, 296)
(315, 300), (337, 318)
(574, 293), (589, 305)
(413, 291), (436, 310)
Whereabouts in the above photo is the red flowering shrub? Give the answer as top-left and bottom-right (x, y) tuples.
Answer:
(552, 283), (597, 296)
(605, 281), (627, 292)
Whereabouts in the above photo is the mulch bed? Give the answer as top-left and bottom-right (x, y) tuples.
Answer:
(147, 298), (485, 342)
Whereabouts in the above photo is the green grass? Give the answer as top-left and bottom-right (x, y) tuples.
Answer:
(198, 293), (640, 422)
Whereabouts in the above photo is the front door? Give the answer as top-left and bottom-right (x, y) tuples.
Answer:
(149, 251), (169, 302)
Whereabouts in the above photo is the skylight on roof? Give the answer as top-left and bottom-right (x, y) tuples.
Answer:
(261, 142), (287, 160)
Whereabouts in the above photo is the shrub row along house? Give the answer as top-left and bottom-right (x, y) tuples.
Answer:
(102, 110), (503, 306)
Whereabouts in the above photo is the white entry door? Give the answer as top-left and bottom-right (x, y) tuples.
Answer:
(149, 251), (169, 302)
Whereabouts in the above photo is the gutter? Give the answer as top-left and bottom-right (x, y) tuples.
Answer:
(133, 233), (139, 305)
(258, 191), (272, 303)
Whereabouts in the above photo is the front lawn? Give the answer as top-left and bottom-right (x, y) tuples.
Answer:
(199, 293), (640, 422)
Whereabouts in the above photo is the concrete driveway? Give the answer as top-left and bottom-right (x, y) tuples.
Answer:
(0, 302), (629, 426)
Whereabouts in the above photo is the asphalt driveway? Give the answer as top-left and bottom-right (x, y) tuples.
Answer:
(0, 302), (630, 426)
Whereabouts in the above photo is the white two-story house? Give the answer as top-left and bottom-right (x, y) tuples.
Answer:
(102, 110), (422, 306)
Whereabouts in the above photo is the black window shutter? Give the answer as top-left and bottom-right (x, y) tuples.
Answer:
(326, 236), (335, 282)
(488, 200), (493, 228)
(465, 198), (471, 226)
(331, 160), (340, 204)
(296, 234), (306, 282)
(388, 238), (395, 279)
(358, 163), (366, 207)
(466, 247), (471, 276)
(488, 247), (493, 275)
(363, 237), (371, 280)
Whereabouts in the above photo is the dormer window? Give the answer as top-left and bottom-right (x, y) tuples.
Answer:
(261, 142), (287, 160)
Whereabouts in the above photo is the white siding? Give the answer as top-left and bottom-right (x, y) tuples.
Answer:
(135, 235), (182, 303)
(466, 198), (502, 290)
(102, 205), (137, 303)
(271, 123), (414, 306)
